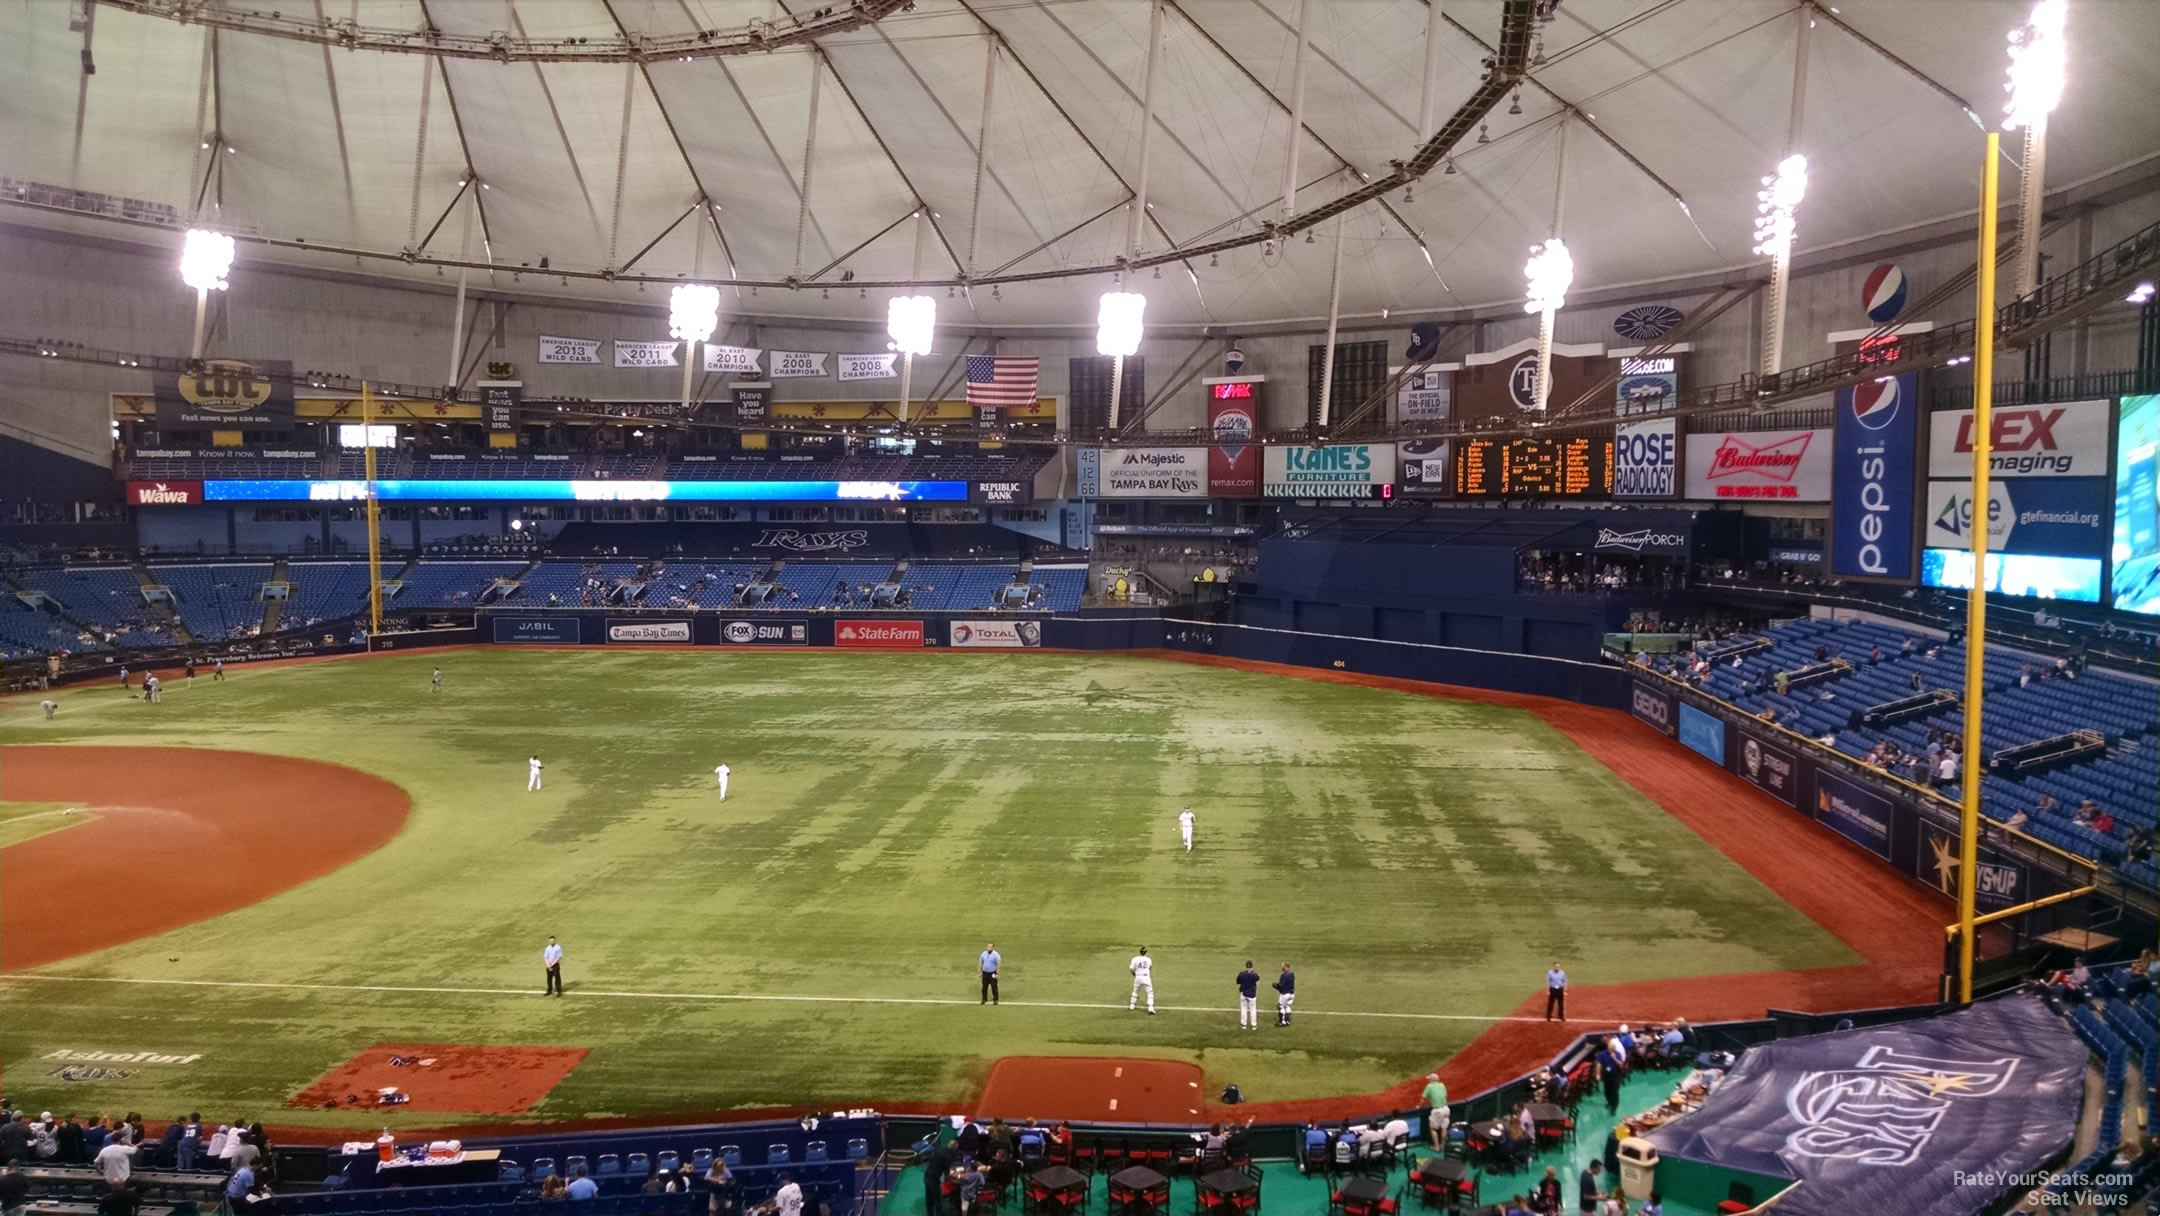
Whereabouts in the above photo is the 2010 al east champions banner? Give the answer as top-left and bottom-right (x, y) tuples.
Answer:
(154, 360), (294, 430)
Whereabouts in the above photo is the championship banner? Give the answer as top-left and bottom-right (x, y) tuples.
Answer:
(1928, 399), (2110, 479)
(154, 359), (294, 430)
(1683, 427), (1832, 501)
(704, 345), (763, 374)
(1397, 368), (1452, 422)
(769, 351), (828, 379)
(614, 340), (681, 369)
(1262, 443), (1396, 498)
(1646, 995), (2086, 1216)
(1613, 417), (1678, 498)
(538, 335), (602, 365)
(837, 353), (898, 381)
(479, 381), (522, 432)
(1923, 478), (2110, 557)
(1397, 438), (1451, 497)
(1831, 373), (1921, 582)
(1090, 448), (1209, 498)
(732, 383), (771, 423)
(1207, 382), (1260, 497)
(949, 620), (1043, 648)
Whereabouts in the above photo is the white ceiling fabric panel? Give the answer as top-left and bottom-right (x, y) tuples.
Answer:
(0, 0), (2151, 327)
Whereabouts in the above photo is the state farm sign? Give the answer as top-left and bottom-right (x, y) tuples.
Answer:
(835, 619), (925, 649)
(1683, 428), (1833, 501)
(1927, 399), (2110, 479)
(128, 480), (204, 506)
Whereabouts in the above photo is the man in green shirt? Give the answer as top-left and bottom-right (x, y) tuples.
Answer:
(1421, 1074), (1449, 1150)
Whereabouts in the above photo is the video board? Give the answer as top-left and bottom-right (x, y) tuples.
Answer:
(1454, 435), (1613, 498)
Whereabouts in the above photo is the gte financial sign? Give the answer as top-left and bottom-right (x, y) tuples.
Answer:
(1927, 400), (2110, 479)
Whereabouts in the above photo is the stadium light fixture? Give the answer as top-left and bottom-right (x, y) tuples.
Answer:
(2129, 282), (2156, 305)
(1096, 292), (1146, 357)
(2003, 0), (2066, 132)
(887, 295), (935, 357)
(1751, 154), (1809, 258)
(180, 228), (235, 292)
(1522, 238), (1573, 315)
(668, 283), (720, 344)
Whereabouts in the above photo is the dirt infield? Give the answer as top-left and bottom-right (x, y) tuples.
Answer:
(976, 1057), (1208, 1123)
(980, 651), (1948, 1125)
(291, 1044), (590, 1116)
(0, 746), (411, 971)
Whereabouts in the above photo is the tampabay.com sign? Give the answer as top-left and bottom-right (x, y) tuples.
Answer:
(1262, 443), (1397, 497)
(198, 479), (970, 503)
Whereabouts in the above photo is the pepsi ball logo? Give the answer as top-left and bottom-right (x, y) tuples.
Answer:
(1851, 377), (1902, 430)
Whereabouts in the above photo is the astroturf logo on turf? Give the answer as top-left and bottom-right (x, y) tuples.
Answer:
(45, 1049), (203, 1065)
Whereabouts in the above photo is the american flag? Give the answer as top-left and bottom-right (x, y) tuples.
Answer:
(966, 355), (1039, 410)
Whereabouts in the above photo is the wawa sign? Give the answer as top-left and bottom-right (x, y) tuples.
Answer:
(128, 480), (204, 506)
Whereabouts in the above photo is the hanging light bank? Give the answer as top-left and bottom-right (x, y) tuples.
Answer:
(1522, 239), (1574, 315)
(668, 283), (721, 344)
(2003, 0), (2067, 131)
(1095, 291), (1146, 358)
(1751, 154), (1809, 258)
(887, 295), (936, 356)
(180, 229), (237, 291)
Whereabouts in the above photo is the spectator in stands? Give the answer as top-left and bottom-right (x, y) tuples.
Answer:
(156, 1118), (183, 1168)
(1813, 643), (1829, 662)
(2092, 808), (2116, 834)
(704, 1155), (736, 1215)
(81, 1118), (110, 1160)
(2075, 800), (2100, 827)
(94, 1133), (135, 1188)
(1816, 730), (1837, 748)
(0, 1116), (27, 1166)
(55, 1116), (83, 1166)
(539, 1174), (568, 1202)
(1531, 1167), (1562, 1216)
(2126, 829), (2153, 863)
(223, 1161), (258, 1212)
(956, 1159), (987, 1216)
(2005, 809), (2030, 830)
(97, 1183), (139, 1216)
(1578, 1161), (1605, 1214)
(1597, 1040), (1626, 1113)
(1869, 644), (1883, 665)
(173, 1114), (200, 1171)
(565, 1167), (598, 1200)
(1934, 751), (1959, 788)
(1662, 1019), (1691, 1058)
(1758, 707), (1779, 725)
(2127, 951), (2156, 997)
(0, 1163), (29, 1216)
(2046, 957), (2091, 1000)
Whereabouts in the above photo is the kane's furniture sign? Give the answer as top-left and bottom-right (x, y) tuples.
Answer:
(836, 619), (924, 649)
(720, 620), (808, 645)
(1683, 427), (1832, 501)
(949, 620), (1043, 648)
(1263, 443), (1396, 498)
(606, 620), (691, 643)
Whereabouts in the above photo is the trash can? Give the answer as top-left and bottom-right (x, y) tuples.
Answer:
(1617, 1137), (1659, 1196)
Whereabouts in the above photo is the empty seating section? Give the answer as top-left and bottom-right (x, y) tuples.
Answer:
(0, 595), (83, 658)
(285, 563), (376, 626)
(766, 563), (893, 609)
(1028, 567), (1087, 612)
(889, 564), (968, 610)
(515, 562), (642, 605)
(393, 562), (529, 607)
(1694, 618), (2160, 874)
(16, 566), (174, 647)
(152, 564), (271, 641)
(949, 565), (1022, 611)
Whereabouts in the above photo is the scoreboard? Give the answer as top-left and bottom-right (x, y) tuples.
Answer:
(1454, 435), (1613, 498)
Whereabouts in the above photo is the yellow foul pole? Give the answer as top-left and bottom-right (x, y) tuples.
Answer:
(362, 382), (384, 637)
(1959, 132), (2000, 1004)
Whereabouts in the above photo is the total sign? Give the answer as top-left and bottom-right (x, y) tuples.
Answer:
(1831, 373), (1921, 582)
(1927, 399), (2111, 479)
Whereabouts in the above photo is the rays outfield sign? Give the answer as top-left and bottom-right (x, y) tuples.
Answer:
(1262, 443), (1396, 498)
(1630, 681), (1675, 735)
(835, 619), (924, 649)
(719, 620), (808, 645)
(949, 619), (1043, 648)
(606, 620), (691, 643)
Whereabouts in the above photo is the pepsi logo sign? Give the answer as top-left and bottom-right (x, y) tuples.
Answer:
(1850, 377), (1902, 430)
(1862, 263), (1908, 324)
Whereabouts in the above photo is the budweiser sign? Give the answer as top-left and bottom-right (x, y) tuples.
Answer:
(1684, 427), (1832, 501)
(127, 480), (203, 506)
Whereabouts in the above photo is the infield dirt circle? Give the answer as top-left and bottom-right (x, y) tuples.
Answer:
(0, 745), (411, 971)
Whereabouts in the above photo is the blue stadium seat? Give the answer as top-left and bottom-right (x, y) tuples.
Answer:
(719, 1146), (741, 1168)
(845, 1139), (868, 1161)
(624, 1153), (648, 1177)
(530, 1158), (557, 1183)
(689, 1150), (714, 1174)
(594, 1155), (621, 1178)
(803, 1142), (827, 1163)
(655, 1151), (679, 1174)
(766, 1145), (790, 1166)
(564, 1155), (588, 1179)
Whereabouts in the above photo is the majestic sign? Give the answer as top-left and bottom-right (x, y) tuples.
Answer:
(769, 351), (828, 378)
(154, 360), (294, 429)
(1927, 400), (2111, 480)
(1455, 436), (1614, 498)
(1922, 478), (2110, 558)
(1831, 373), (1922, 582)
(1207, 380), (1261, 497)
(1735, 731), (1799, 807)
(606, 620), (692, 643)
(1613, 418), (1678, 497)
(1684, 428), (1833, 501)
(1397, 368), (1452, 422)
(538, 335), (602, 364)
(1630, 681), (1674, 735)
(127, 480), (204, 506)
(949, 619), (1043, 648)
(614, 340), (681, 369)
(1089, 448), (1209, 498)
(703, 345), (763, 374)
(835, 619), (924, 649)
(754, 528), (869, 552)
(837, 353), (898, 381)
(720, 620), (808, 645)
(1397, 438), (1451, 497)
(1263, 444), (1397, 498)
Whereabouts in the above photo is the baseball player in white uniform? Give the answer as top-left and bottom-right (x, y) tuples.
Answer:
(1129, 947), (1156, 1014)
(1178, 808), (1196, 852)
(715, 763), (731, 801)
(528, 755), (544, 792)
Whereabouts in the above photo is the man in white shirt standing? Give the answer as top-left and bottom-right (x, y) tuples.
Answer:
(772, 1173), (802, 1216)
(528, 755), (544, 792)
(543, 936), (564, 997)
(95, 1136), (136, 1188)
(715, 763), (730, 802)
(1129, 947), (1156, 1014)
(1177, 808), (1196, 852)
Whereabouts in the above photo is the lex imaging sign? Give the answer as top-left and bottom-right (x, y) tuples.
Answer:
(1927, 400), (2110, 479)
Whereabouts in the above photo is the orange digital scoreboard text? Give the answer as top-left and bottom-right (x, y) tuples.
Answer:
(1454, 436), (1613, 498)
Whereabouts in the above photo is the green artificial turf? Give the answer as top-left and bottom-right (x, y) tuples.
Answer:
(0, 650), (1856, 1127)
(0, 801), (87, 848)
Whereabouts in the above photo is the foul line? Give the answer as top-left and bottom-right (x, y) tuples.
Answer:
(0, 973), (1569, 1024)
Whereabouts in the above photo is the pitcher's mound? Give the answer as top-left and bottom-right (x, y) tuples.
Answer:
(291, 1044), (588, 1116)
(977, 1057), (1205, 1122)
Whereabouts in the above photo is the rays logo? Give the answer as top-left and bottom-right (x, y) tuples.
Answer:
(754, 529), (869, 552)
(1926, 827), (2021, 903)
(1508, 354), (1542, 409)
(1786, 1046), (2018, 1166)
